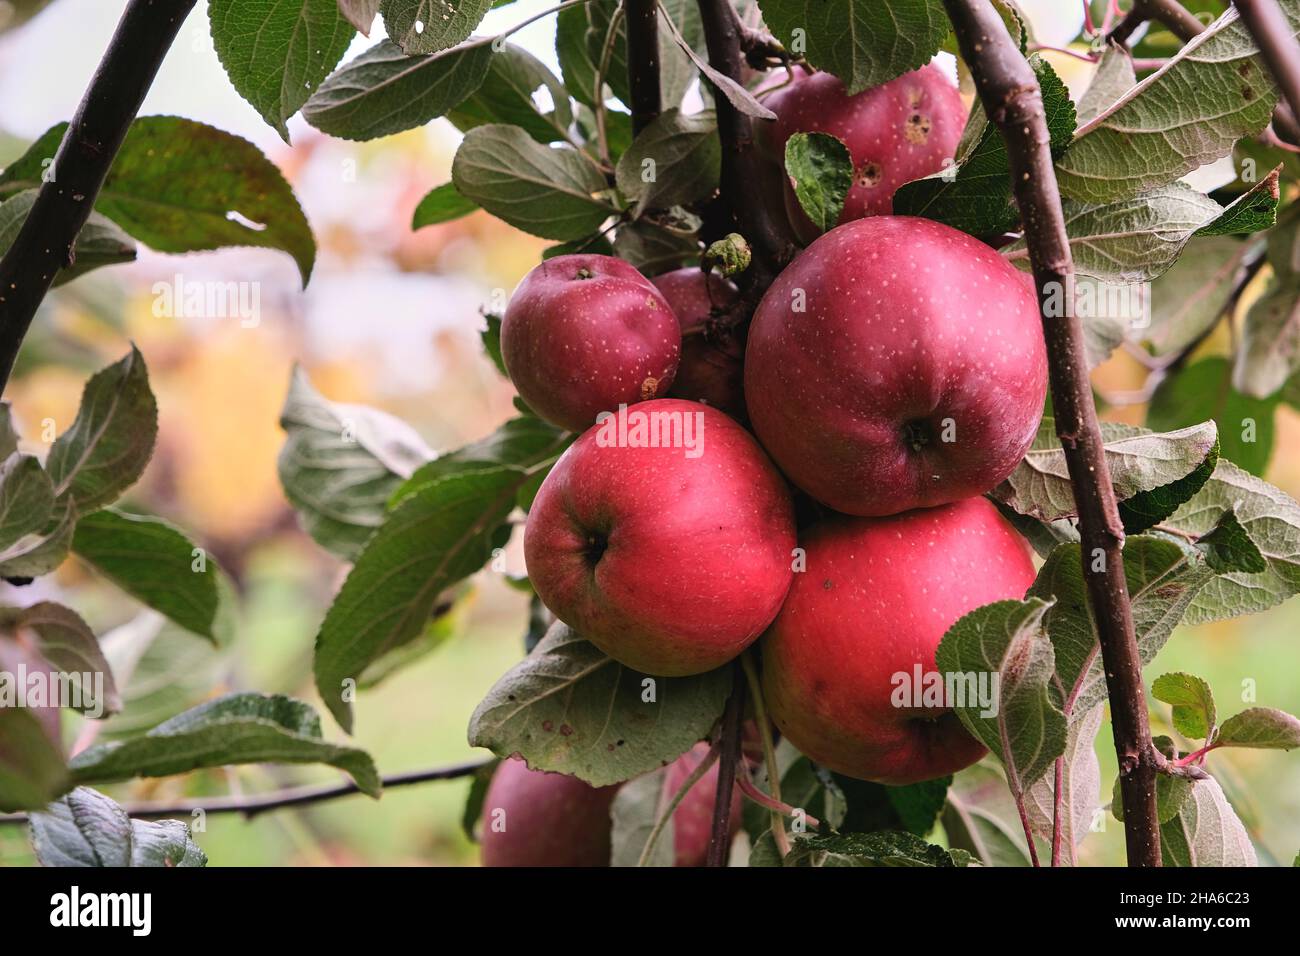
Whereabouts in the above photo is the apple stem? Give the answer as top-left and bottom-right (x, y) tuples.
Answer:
(735, 772), (821, 829)
(740, 649), (792, 857)
(0, 0), (197, 394)
(705, 662), (747, 867)
(944, 0), (1164, 867)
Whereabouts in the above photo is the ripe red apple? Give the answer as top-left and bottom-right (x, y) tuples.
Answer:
(501, 254), (681, 432)
(761, 497), (1036, 785)
(524, 399), (796, 676)
(661, 741), (742, 867)
(480, 757), (620, 867)
(650, 269), (747, 421)
(764, 65), (966, 224)
(745, 215), (1047, 516)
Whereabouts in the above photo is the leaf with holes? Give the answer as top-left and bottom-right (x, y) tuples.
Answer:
(381, 0), (492, 55)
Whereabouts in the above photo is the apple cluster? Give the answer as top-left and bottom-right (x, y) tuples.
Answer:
(484, 67), (1048, 863)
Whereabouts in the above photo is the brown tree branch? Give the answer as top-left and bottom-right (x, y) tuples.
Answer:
(0, 0), (196, 394)
(942, 0), (1163, 867)
(625, 0), (662, 134)
(0, 759), (492, 825)
(695, 0), (796, 292)
(1234, 0), (1300, 141)
(705, 663), (745, 867)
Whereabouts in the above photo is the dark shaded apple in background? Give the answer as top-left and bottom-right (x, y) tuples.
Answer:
(500, 254), (680, 432)
(763, 65), (966, 226)
(651, 268), (747, 421)
(479, 758), (619, 867)
(745, 215), (1047, 516)
(761, 497), (1036, 785)
(524, 399), (796, 677)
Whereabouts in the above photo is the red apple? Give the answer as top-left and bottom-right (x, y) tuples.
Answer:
(651, 269), (747, 421)
(661, 741), (742, 867)
(524, 399), (796, 676)
(764, 65), (966, 223)
(745, 215), (1047, 516)
(501, 254), (681, 432)
(761, 497), (1036, 785)
(480, 757), (620, 867)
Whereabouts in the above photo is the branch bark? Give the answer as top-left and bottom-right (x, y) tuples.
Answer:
(1234, 0), (1300, 141)
(625, 0), (662, 135)
(942, 0), (1162, 867)
(695, 0), (796, 292)
(0, 0), (196, 393)
(0, 759), (491, 825)
(705, 662), (745, 867)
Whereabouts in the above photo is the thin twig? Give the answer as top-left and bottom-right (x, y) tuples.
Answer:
(0, 0), (197, 393)
(943, 0), (1163, 867)
(636, 743), (718, 866)
(0, 759), (492, 825)
(705, 662), (745, 867)
(593, 2), (626, 167)
(741, 649), (790, 857)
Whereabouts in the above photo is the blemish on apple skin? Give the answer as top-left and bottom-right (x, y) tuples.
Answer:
(640, 376), (659, 400)
(542, 719), (554, 732)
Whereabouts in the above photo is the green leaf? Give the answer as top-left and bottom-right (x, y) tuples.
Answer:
(1075, 43), (1136, 126)
(556, 2), (600, 110)
(1215, 707), (1300, 749)
(0, 118), (316, 285)
(1025, 703), (1103, 866)
(381, 0), (491, 55)
(609, 767), (674, 867)
(1006, 182), (1223, 284)
(1197, 166), (1281, 236)
(208, 0), (356, 141)
(72, 509), (220, 641)
(277, 366), (434, 561)
(0, 496), (74, 577)
(45, 346), (156, 515)
(787, 830), (961, 867)
(613, 217), (700, 273)
(894, 57), (1074, 236)
(783, 132), (852, 233)
(935, 597), (1066, 786)
(1139, 236), (1251, 358)
(0, 601), (119, 716)
(616, 109), (720, 216)
(0, 452), (53, 553)
(412, 181), (478, 229)
(1056, 6), (1293, 204)
(481, 312), (506, 376)
(303, 37), (494, 141)
(315, 466), (526, 732)
(391, 413), (568, 510)
(459, 756), (499, 842)
(885, 776), (951, 838)
(1234, 277), (1300, 400)
(467, 622), (731, 786)
(1152, 672), (1217, 741)
(994, 418), (1218, 531)
(756, 0), (949, 95)
(0, 190), (135, 284)
(942, 763), (1032, 867)
(1030, 537), (1215, 717)
(1197, 507), (1267, 574)
(1159, 775), (1256, 866)
(1148, 357), (1277, 476)
(448, 43), (574, 144)
(1160, 459), (1300, 623)
(30, 786), (207, 867)
(69, 692), (380, 795)
(452, 123), (615, 240)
